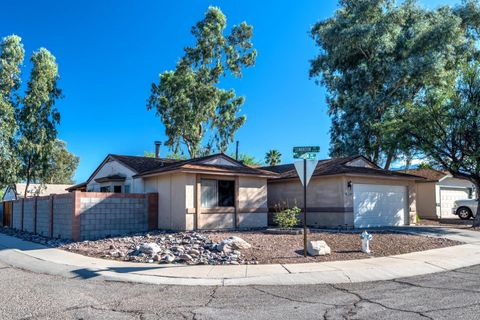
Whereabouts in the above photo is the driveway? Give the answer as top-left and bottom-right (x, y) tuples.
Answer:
(1, 259), (479, 319)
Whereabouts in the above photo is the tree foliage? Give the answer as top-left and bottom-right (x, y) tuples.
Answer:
(265, 149), (282, 166)
(230, 152), (262, 166)
(310, 0), (480, 168)
(0, 35), (24, 188)
(0, 35), (79, 193)
(407, 62), (480, 227)
(17, 48), (62, 196)
(148, 6), (256, 158)
(43, 140), (79, 184)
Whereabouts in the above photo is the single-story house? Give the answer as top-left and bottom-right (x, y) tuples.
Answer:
(69, 153), (276, 230)
(2, 183), (73, 201)
(261, 156), (425, 228)
(400, 168), (475, 219)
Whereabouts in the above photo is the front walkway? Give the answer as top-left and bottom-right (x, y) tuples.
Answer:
(0, 227), (479, 286)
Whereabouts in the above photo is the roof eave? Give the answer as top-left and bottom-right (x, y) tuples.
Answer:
(267, 172), (426, 183)
(135, 167), (277, 179)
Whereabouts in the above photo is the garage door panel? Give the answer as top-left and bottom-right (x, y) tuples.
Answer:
(354, 184), (407, 228)
(440, 188), (469, 218)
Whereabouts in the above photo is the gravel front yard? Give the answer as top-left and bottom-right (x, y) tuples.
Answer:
(61, 230), (461, 265)
(417, 218), (480, 231)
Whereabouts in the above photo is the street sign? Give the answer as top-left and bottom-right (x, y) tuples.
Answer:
(292, 146), (320, 257)
(294, 152), (317, 160)
(294, 160), (318, 187)
(293, 146), (320, 159)
(293, 146), (320, 153)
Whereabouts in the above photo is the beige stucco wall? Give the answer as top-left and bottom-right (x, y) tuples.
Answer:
(87, 159), (144, 193)
(268, 176), (344, 209)
(416, 182), (437, 219)
(144, 173), (189, 230)
(238, 177), (268, 229)
(267, 176), (347, 228)
(144, 173), (268, 231)
(268, 175), (417, 227)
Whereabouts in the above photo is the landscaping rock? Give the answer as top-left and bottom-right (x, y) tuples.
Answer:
(217, 236), (251, 252)
(307, 240), (331, 256)
(138, 243), (161, 255)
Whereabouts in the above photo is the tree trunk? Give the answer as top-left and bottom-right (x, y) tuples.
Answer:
(384, 152), (394, 170)
(473, 181), (480, 228)
(24, 157), (32, 198)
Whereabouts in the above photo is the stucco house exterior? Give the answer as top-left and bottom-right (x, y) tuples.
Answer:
(69, 153), (275, 230)
(401, 168), (475, 219)
(2, 183), (73, 201)
(262, 156), (425, 228)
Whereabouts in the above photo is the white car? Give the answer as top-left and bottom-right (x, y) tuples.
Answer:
(452, 199), (478, 220)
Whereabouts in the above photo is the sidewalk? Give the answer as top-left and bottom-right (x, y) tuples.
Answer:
(1, 226), (480, 286)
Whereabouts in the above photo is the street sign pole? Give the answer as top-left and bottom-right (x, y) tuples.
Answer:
(293, 146), (320, 258)
(303, 158), (307, 257)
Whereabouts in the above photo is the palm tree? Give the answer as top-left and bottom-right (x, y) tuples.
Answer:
(265, 149), (282, 166)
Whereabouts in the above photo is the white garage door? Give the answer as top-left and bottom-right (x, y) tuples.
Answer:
(353, 184), (408, 228)
(439, 188), (469, 218)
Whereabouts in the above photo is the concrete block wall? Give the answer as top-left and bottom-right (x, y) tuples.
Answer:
(12, 201), (22, 230)
(52, 194), (73, 239)
(23, 199), (35, 233)
(79, 195), (148, 240)
(36, 197), (51, 237)
(5, 192), (158, 241)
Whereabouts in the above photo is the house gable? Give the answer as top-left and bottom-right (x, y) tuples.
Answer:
(86, 156), (140, 192)
(198, 154), (241, 167)
(344, 157), (377, 169)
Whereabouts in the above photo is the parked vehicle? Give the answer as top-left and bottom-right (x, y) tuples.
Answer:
(452, 199), (478, 220)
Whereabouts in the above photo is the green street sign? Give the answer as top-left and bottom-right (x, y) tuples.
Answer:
(293, 146), (320, 159)
(293, 146), (320, 153)
(293, 152), (317, 160)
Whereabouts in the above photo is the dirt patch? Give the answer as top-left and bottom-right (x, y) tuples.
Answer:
(417, 219), (480, 231)
(206, 231), (461, 264)
(61, 230), (461, 265)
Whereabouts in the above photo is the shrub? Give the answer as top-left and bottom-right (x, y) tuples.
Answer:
(274, 207), (301, 229)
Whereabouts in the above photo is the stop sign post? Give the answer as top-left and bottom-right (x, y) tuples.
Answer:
(293, 146), (320, 257)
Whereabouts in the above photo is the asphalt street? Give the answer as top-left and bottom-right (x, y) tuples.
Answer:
(1, 260), (479, 320)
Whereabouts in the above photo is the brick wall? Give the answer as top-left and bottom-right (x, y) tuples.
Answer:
(3, 192), (158, 241)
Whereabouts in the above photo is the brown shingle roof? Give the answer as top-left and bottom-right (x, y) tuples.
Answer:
(399, 168), (447, 182)
(135, 153), (277, 178)
(110, 154), (177, 174)
(261, 156), (425, 180)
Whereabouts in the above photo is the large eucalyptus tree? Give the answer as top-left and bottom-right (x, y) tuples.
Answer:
(148, 7), (256, 158)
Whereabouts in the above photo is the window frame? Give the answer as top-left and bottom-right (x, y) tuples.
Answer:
(100, 185), (111, 193)
(200, 178), (236, 209)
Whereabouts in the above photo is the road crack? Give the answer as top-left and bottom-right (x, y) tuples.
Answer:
(330, 284), (434, 320)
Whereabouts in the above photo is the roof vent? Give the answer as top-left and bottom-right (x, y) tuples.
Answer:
(154, 141), (162, 158)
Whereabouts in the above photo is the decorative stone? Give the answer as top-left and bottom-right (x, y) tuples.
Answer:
(307, 240), (331, 256)
(162, 254), (175, 263)
(138, 243), (161, 255)
(179, 254), (193, 262)
(217, 236), (251, 253)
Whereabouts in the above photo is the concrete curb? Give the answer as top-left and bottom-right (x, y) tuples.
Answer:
(1, 226), (480, 286)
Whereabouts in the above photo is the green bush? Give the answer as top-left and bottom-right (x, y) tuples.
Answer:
(274, 207), (301, 229)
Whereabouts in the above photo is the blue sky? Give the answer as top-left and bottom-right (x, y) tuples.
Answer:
(0, 0), (460, 182)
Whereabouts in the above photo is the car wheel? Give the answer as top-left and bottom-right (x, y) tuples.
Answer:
(457, 207), (472, 220)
